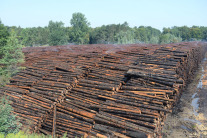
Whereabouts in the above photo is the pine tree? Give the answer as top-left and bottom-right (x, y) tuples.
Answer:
(0, 30), (24, 86)
(0, 96), (21, 135)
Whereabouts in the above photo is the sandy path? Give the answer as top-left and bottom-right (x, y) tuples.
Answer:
(162, 53), (207, 138)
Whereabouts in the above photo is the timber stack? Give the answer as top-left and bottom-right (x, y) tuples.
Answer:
(0, 42), (206, 138)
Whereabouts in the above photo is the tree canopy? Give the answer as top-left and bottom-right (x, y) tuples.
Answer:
(162, 26), (207, 41)
(90, 22), (132, 44)
(159, 33), (182, 44)
(70, 12), (90, 44)
(48, 21), (67, 46)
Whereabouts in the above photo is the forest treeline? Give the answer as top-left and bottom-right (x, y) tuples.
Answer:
(1, 12), (207, 47)
(1, 12), (207, 86)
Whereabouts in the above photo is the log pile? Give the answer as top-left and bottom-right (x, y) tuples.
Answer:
(0, 42), (206, 137)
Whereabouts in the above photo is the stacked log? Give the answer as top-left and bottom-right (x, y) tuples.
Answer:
(0, 42), (206, 137)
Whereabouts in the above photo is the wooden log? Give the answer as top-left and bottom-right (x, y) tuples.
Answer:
(78, 83), (115, 91)
(95, 113), (154, 135)
(105, 100), (160, 117)
(32, 85), (64, 93)
(79, 79), (116, 87)
(96, 62), (129, 71)
(52, 105), (56, 138)
(56, 104), (95, 118)
(94, 124), (130, 138)
(112, 93), (165, 105)
(56, 106), (94, 123)
(63, 100), (96, 113)
(114, 98), (171, 113)
(56, 113), (92, 128)
(92, 104), (141, 114)
(127, 69), (183, 84)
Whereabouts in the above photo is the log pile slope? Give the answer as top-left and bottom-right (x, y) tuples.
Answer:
(0, 42), (207, 138)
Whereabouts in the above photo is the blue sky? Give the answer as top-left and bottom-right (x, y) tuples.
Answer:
(0, 0), (206, 30)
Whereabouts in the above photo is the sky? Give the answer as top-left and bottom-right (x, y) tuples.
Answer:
(0, 0), (207, 30)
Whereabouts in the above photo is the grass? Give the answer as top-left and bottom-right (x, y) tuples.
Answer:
(0, 131), (67, 138)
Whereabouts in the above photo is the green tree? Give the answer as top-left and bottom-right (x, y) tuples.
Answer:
(116, 30), (135, 44)
(159, 33), (182, 44)
(162, 27), (171, 34)
(48, 21), (67, 46)
(89, 22), (131, 44)
(70, 12), (90, 44)
(0, 96), (21, 135)
(200, 26), (207, 40)
(149, 36), (159, 44)
(7, 26), (23, 44)
(89, 26), (107, 44)
(178, 26), (191, 41)
(65, 27), (72, 43)
(161, 26), (205, 41)
(134, 26), (161, 43)
(190, 26), (202, 40)
(19, 27), (49, 47)
(0, 30), (24, 86)
(20, 28), (34, 46)
(0, 20), (9, 52)
(36, 27), (49, 46)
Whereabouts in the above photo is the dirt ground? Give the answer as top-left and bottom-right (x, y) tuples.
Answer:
(162, 53), (207, 138)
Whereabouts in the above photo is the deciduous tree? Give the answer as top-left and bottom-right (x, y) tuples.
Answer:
(70, 12), (90, 44)
(48, 21), (67, 46)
